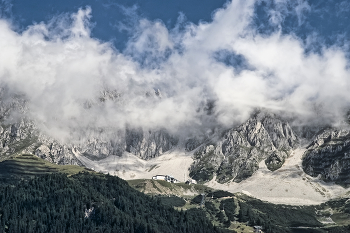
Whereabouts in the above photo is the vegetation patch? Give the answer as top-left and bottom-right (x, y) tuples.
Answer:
(0, 154), (89, 182)
(189, 165), (215, 183)
(186, 192), (350, 233)
(191, 194), (204, 204)
(190, 146), (217, 183)
(207, 190), (235, 199)
(159, 195), (186, 207)
(216, 165), (234, 183)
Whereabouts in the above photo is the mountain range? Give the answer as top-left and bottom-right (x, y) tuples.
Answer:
(1, 90), (350, 192)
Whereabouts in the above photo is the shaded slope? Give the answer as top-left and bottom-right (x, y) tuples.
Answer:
(303, 129), (350, 186)
(0, 154), (90, 180)
(0, 172), (227, 233)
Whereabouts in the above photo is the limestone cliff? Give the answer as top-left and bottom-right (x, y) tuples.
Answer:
(125, 127), (178, 160)
(302, 128), (350, 186)
(189, 112), (299, 183)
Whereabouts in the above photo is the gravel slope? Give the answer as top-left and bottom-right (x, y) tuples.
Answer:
(75, 148), (350, 205)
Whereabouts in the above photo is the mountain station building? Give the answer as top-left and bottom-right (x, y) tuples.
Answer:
(152, 175), (180, 183)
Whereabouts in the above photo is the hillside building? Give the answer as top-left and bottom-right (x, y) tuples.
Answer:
(152, 175), (180, 183)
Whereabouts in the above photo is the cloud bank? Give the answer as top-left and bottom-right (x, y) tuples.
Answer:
(0, 0), (349, 142)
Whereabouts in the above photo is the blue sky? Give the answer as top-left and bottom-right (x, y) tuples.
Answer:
(1, 0), (227, 50)
(0, 0), (350, 140)
(3, 0), (350, 51)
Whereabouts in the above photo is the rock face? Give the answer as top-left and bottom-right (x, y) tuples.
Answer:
(34, 142), (81, 165)
(0, 119), (38, 159)
(302, 128), (350, 186)
(0, 89), (178, 164)
(189, 112), (299, 183)
(0, 92), (43, 161)
(0, 119), (178, 164)
(0, 118), (83, 165)
(125, 127), (178, 160)
(0, 114), (178, 164)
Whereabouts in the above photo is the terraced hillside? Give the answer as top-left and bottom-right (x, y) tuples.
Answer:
(0, 154), (90, 180)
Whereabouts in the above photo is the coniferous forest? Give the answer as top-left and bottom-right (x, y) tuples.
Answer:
(1, 155), (350, 233)
(0, 172), (226, 233)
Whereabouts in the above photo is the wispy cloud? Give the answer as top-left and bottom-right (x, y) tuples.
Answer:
(0, 0), (12, 18)
(0, 0), (349, 142)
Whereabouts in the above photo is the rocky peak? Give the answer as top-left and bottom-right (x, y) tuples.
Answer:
(189, 112), (299, 183)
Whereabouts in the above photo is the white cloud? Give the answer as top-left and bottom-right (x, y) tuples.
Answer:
(0, 1), (349, 142)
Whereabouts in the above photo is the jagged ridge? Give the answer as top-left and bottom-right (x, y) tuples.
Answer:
(189, 112), (299, 183)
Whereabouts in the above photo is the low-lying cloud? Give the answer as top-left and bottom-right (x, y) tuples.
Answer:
(0, 0), (349, 142)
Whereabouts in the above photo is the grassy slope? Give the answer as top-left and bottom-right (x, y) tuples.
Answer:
(0, 154), (91, 179)
(127, 178), (212, 197)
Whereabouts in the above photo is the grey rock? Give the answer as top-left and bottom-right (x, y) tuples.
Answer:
(189, 112), (299, 183)
(34, 141), (82, 166)
(302, 128), (350, 185)
(125, 127), (178, 160)
(0, 90), (178, 164)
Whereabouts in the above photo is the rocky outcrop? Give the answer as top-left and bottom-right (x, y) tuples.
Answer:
(34, 143), (82, 165)
(125, 128), (178, 160)
(0, 119), (38, 159)
(0, 118), (83, 165)
(302, 128), (350, 186)
(189, 112), (299, 183)
(0, 115), (178, 164)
